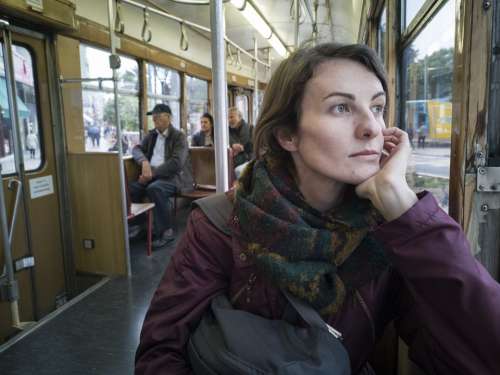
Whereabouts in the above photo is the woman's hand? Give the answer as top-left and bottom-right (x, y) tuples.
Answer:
(355, 127), (418, 221)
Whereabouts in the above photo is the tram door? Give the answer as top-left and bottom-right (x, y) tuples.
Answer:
(0, 26), (66, 342)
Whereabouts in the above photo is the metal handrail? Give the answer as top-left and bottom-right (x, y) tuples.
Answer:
(121, 0), (271, 68)
(8, 179), (22, 245)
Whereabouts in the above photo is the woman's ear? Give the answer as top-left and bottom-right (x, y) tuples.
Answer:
(274, 127), (298, 152)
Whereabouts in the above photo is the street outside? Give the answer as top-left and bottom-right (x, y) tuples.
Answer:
(407, 146), (451, 211)
(410, 146), (450, 179)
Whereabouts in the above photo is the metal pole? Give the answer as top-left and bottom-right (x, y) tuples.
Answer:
(424, 55), (428, 100)
(0, 165), (18, 325)
(253, 38), (259, 125)
(1, 24), (27, 328)
(210, 0), (229, 192)
(294, 0), (300, 49)
(107, 0), (131, 276)
(312, 0), (319, 46)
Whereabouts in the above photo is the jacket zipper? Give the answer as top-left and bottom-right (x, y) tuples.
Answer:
(355, 290), (376, 344)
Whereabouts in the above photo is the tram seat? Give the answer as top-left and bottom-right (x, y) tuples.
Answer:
(123, 156), (155, 256)
(174, 146), (234, 218)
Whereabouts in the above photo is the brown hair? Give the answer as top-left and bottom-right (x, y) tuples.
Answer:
(253, 43), (387, 165)
(201, 112), (214, 138)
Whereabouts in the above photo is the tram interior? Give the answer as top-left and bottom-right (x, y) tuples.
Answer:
(0, 0), (498, 374)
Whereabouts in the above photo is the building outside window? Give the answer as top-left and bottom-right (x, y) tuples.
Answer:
(186, 75), (208, 139)
(402, 0), (455, 212)
(146, 63), (181, 131)
(0, 44), (42, 174)
(80, 44), (139, 154)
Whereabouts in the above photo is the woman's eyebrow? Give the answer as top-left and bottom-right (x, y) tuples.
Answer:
(322, 91), (386, 101)
(372, 91), (386, 100)
(322, 92), (355, 101)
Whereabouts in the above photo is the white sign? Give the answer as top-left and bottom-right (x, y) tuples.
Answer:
(29, 175), (54, 199)
(26, 0), (44, 12)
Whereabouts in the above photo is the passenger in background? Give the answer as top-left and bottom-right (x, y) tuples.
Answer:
(129, 103), (194, 248)
(136, 44), (500, 374)
(191, 113), (214, 147)
(228, 107), (252, 167)
(108, 133), (129, 154)
(26, 130), (38, 159)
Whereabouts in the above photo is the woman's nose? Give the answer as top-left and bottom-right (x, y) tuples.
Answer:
(355, 110), (382, 139)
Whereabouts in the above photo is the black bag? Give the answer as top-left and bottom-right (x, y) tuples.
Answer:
(188, 289), (351, 375)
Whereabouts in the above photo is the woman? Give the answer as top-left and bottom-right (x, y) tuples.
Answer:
(135, 44), (500, 374)
(191, 112), (214, 147)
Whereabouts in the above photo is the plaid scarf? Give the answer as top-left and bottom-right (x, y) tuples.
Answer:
(233, 158), (389, 315)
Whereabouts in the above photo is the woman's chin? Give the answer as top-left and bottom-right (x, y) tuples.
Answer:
(348, 166), (380, 185)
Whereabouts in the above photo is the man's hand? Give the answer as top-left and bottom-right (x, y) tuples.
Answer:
(355, 127), (417, 221)
(232, 143), (244, 155)
(139, 160), (153, 184)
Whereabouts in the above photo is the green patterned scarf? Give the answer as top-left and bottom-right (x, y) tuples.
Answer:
(233, 158), (389, 315)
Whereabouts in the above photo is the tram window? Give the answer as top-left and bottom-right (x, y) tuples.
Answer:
(186, 75), (209, 138)
(0, 44), (42, 174)
(402, 0), (455, 212)
(146, 63), (181, 130)
(235, 95), (249, 123)
(377, 6), (386, 63)
(80, 44), (140, 154)
(404, 0), (427, 29)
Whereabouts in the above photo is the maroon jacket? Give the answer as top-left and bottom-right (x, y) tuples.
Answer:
(135, 192), (500, 374)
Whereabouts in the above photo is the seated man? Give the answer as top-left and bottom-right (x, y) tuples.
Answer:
(228, 107), (252, 169)
(130, 103), (194, 248)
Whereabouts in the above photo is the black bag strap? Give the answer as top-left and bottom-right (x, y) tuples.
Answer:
(193, 193), (233, 235)
(282, 291), (343, 340)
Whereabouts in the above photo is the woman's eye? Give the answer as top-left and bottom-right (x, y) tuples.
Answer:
(372, 105), (385, 114)
(332, 104), (349, 113)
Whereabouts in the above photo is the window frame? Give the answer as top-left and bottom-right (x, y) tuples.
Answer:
(79, 43), (141, 153)
(0, 41), (45, 175)
(145, 61), (182, 130)
(185, 74), (209, 137)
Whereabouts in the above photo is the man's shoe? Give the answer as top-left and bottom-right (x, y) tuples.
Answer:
(152, 233), (175, 249)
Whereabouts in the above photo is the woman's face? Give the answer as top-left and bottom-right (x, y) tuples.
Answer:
(289, 58), (386, 186)
(200, 117), (212, 133)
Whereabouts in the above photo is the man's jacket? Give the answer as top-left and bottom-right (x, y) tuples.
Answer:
(132, 126), (194, 192)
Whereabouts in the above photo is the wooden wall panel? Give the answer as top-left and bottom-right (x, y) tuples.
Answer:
(0, 0), (76, 30)
(55, 35), (85, 153)
(68, 153), (127, 276)
(450, 0), (496, 278)
(386, 0), (398, 130)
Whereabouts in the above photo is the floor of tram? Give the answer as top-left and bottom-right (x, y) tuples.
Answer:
(0, 206), (191, 375)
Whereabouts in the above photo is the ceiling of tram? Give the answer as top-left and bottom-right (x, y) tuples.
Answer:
(140, 0), (363, 64)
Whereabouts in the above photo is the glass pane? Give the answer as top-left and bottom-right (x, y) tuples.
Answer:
(187, 75), (208, 102)
(82, 90), (139, 155)
(146, 63), (180, 98)
(146, 98), (180, 131)
(402, 0), (455, 212)
(186, 75), (208, 137)
(377, 7), (387, 62)
(235, 95), (249, 123)
(0, 44), (42, 174)
(80, 44), (139, 93)
(405, 0), (427, 29)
